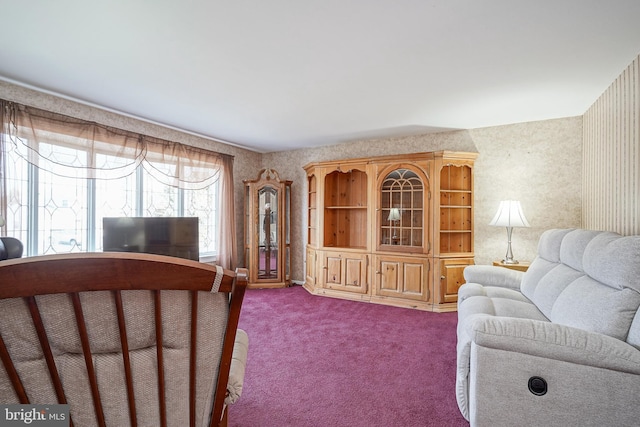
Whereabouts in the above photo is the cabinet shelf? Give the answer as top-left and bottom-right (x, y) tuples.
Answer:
(440, 164), (472, 191)
(324, 244), (367, 250)
(440, 231), (472, 254)
(440, 190), (472, 207)
(440, 163), (473, 256)
(322, 169), (368, 248)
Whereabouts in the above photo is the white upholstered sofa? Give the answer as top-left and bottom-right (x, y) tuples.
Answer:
(456, 228), (640, 427)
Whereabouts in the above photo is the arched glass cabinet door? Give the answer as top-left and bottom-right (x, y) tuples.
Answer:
(257, 185), (278, 279)
(379, 167), (426, 250)
(243, 168), (292, 288)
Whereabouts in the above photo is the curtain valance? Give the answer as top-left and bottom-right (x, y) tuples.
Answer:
(2, 100), (232, 190)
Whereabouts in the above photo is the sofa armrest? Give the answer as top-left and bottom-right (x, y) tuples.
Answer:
(459, 315), (640, 426)
(225, 328), (249, 405)
(467, 315), (640, 373)
(463, 265), (523, 291)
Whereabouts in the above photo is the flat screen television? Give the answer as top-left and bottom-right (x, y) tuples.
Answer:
(103, 217), (199, 261)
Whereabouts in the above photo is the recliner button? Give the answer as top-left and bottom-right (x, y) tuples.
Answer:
(528, 376), (547, 396)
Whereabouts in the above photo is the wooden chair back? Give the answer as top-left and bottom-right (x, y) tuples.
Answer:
(0, 252), (248, 427)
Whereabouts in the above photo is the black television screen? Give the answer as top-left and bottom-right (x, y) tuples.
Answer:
(103, 217), (199, 261)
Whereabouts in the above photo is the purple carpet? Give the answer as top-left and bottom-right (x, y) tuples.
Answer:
(229, 285), (470, 427)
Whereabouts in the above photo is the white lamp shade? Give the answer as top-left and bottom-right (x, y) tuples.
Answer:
(387, 208), (401, 221)
(489, 201), (530, 228)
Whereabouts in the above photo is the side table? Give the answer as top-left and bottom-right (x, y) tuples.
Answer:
(492, 260), (530, 272)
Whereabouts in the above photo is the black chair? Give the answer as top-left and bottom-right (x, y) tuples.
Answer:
(0, 237), (23, 260)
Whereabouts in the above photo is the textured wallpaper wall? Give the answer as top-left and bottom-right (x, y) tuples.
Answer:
(263, 116), (583, 282)
(1, 81), (583, 283)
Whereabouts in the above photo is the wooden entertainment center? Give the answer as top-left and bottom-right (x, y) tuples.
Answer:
(303, 151), (477, 312)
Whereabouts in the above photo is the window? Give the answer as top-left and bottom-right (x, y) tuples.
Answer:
(4, 136), (219, 258)
(1, 103), (226, 261)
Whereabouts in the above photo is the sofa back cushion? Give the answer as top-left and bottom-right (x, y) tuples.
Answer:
(521, 229), (640, 346)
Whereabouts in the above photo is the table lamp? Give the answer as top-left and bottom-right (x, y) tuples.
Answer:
(387, 208), (401, 244)
(489, 200), (529, 264)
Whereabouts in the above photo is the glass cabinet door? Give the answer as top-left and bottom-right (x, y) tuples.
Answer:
(380, 168), (424, 248)
(257, 185), (279, 279)
(243, 168), (292, 288)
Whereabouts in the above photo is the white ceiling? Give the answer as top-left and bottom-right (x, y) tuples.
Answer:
(2, 1), (640, 153)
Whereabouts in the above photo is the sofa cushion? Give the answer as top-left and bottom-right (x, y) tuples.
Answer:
(458, 283), (531, 307)
(457, 296), (548, 336)
(628, 311), (640, 349)
(521, 228), (640, 346)
(551, 277), (640, 341)
(462, 265), (523, 291)
(558, 229), (602, 272)
(582, 231), (640, 293)
(460, 297), (547, 321)
(524, 263), (584, 318)
(535, 228), (574, 263)
(520, 228), (575, 303)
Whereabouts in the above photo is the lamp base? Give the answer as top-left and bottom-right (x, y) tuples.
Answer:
(500, 227), (520, 265)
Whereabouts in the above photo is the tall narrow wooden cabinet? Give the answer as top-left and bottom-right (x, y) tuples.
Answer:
(304, 151), (477, 311)
(244, 169), (292, 288)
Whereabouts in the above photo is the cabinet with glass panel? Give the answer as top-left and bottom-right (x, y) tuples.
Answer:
(370, 156), (433, 309)
(303, 151), (476, 311)
(243, 169), (292, 288)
